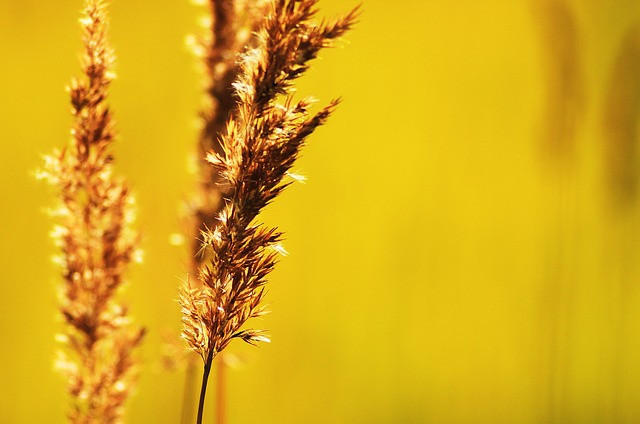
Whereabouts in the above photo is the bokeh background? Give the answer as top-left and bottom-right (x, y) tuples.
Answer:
(2, 0), (640, 422)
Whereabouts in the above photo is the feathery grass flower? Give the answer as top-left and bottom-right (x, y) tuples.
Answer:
(42, 2), (144, 422)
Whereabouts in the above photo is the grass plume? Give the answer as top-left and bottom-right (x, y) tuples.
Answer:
(179, 0), (358, 422)
(187, 0), (269, 273)
(40, 1), (144, 422)
(183, 3), (271, 422)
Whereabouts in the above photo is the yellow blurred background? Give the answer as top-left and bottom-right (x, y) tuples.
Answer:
(2, 0), (640, 422)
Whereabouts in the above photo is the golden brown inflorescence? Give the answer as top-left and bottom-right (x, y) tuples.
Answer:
(41, 1), (144, 423)
(187, 0), (270, 274)
(179, 0), (358, 413)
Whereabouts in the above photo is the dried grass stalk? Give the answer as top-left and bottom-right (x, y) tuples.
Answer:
(182, 4), (270, 423)
(40, 1), (144, 422)
(179, 0), (358, 422)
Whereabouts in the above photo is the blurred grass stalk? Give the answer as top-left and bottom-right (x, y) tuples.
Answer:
(532, 0), (582, 421)
(601, 22), (640, 423)
(41, 1), (144, 422)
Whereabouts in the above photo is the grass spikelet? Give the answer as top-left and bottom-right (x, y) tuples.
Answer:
(179, 1), (359, 422)
(43, 1), (144, 422)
